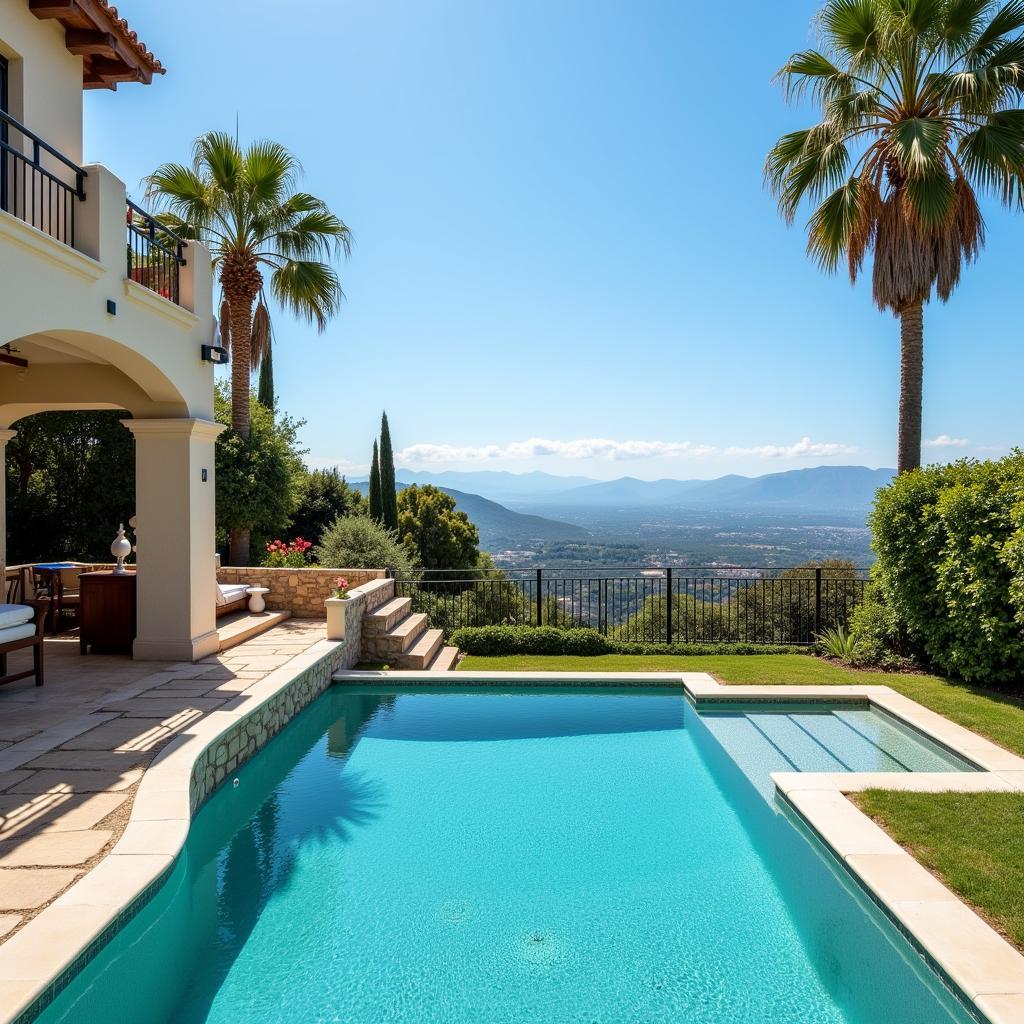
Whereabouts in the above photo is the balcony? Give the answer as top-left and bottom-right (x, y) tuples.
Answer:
(1, 108), (185, 306)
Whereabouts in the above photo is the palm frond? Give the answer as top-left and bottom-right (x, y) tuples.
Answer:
(270, 261), (343, 332)
(888, 116), (949, 173)
(251, 296), (271, 369)
(806, 177), (863, 271)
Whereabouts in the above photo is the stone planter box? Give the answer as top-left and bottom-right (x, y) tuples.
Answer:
(325, 596), (351, 641)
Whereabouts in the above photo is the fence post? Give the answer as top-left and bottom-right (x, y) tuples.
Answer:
(814, 567), (822, 639)
(665, 568), (673, 644)
(536, 568), (543, 627)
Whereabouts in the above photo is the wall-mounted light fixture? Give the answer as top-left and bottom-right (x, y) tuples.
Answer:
(201, 345), (229, 364)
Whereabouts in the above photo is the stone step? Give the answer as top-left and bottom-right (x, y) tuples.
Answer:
(429, 645), (460, 671)
(216, 609), (291, 652)
(362, 597), (412, 636)
(393, 628), (444, 669)
(378, 612), (429, 654)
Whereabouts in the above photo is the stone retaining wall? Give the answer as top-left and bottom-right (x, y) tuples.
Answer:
(216, 566), (387, 617)
(189, 639), (349, 812)
(333, 578), (394, 669)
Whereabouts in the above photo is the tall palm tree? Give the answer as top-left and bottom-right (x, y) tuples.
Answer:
(766, 0), (1024, 473)
(145, 131), (351, 563)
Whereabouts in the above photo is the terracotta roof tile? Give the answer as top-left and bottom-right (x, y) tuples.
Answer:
(95, 0), (165, 75)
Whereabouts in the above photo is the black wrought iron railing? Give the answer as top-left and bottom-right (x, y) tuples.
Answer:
(392, 566), (871, 645)
(126, 199), (186, 305)
(0, 109), (86, 247)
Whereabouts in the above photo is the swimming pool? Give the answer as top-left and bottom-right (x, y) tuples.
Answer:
(36, 687), (977, 1024)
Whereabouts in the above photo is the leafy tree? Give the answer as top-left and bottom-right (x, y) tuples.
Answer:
(289, 468), (365, 548)
(145, 132), (351, 563)
(379, 412), (398, 531)
(368, 441), (382, 522)
(766, 0), (1024, 473)
(214, 383), (306, 559)
(316, 515), (418, 574)
(5, 411), (135, 564)
(397, 484), (480, 570)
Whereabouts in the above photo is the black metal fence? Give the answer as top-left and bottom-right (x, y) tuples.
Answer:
(393, 566), (870, 645)
(126, 199), (186, 305)
(0, 108), (86, 248)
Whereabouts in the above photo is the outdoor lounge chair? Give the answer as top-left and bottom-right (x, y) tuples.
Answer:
(0, 599), (50, 688)
(216, 582), (250, 618)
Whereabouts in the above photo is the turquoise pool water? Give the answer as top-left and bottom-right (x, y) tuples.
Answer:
(37, 688), (976, 1024)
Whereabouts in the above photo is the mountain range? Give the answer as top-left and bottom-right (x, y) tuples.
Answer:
(394, 465), (896, 513)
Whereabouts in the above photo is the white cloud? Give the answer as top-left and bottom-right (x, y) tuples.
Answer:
(723, 436), (857, 459)
(396, 435), (856, 464)
(923, 435), (969, 448)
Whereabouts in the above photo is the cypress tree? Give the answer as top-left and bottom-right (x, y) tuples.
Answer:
(368, 441), (383, 522)
(379, 411), (398, 530)
(257, 341), (274, 409)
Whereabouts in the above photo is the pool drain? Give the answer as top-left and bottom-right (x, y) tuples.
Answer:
(521, 931), (561, 965)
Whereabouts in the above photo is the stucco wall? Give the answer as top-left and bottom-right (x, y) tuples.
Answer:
(217, 567), (389, 618)
(0, 2), (84, 164)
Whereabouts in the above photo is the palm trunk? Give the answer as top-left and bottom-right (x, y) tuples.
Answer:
(897, 300), (924, 474)
(229, 528), (251, 567)
(228, 294), (255, 438)
(227, 288), (256, 565)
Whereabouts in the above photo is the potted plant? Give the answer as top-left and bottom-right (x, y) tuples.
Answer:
(325, 577), (351, 641)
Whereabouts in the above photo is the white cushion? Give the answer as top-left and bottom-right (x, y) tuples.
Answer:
(216, 583), (249, 606)
(0, 622), (36, 645)
(0, 604), (35, 629)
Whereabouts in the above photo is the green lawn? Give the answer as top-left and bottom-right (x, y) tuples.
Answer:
(855, 790), (1024, 948)
(456, 653), (1024, 756)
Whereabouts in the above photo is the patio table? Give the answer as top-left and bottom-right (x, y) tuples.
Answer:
(30, 563), (79, 632)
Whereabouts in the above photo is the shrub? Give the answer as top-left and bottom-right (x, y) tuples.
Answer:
(816, 624), (856, 659)
(450, 625), (610, 656)
(449, 625), (798, 658)
(870, 452), (1024, 684)
(846, 586), (916, 670)
(262, 538), (313, 568)
(316, 515), (418, 575)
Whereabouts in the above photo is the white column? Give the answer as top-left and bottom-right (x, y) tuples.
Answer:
(0, 430), (16, 592)
(123, 418), (225, 661)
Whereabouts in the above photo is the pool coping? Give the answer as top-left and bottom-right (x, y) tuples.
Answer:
(4, 667), (1022, 1024)
(0, 638), (347, 1024)
(339, 670), (1024, 1024)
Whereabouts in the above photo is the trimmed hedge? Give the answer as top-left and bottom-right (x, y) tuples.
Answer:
(448, 625), (798, 658)
(870, 452), (1024, 684)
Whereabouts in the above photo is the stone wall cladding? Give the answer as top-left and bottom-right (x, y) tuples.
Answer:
(334, 579), (394, 669)
(217, 566), (386, 617)
(189, 639), (349, 813)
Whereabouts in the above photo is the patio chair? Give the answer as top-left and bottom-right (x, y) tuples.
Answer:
(55, 566), (83, 628)
(0, 599), (50, 688)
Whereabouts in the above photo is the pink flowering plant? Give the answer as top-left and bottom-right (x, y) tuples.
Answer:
(331, 577), (351, 599)
(262, 538), (313, 568)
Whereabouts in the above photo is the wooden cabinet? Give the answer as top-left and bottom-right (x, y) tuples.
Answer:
(79, 571), (137, 655)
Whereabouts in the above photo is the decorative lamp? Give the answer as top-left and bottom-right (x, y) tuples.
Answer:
(111, 524), (132, 575)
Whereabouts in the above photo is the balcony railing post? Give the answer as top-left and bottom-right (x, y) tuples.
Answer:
(665, 568), (673, 644)
(536, 568), (543, 627)
(814, 568), (822, 639)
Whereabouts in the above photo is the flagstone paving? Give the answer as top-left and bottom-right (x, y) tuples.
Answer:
(0, 619), (326, 943)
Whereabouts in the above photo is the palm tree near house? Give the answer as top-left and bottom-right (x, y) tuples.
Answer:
(767, 0), (1024, 473)
(145, 131), (351, 563)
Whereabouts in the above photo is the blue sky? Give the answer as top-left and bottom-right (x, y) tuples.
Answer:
(85, 0), (1022, 481)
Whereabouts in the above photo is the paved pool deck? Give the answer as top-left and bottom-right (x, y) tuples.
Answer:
(0, 620), (326, 945)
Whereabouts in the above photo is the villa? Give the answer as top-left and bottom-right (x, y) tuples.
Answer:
(1, 0), (219, 663)
(2, 3), (1024, 1024)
